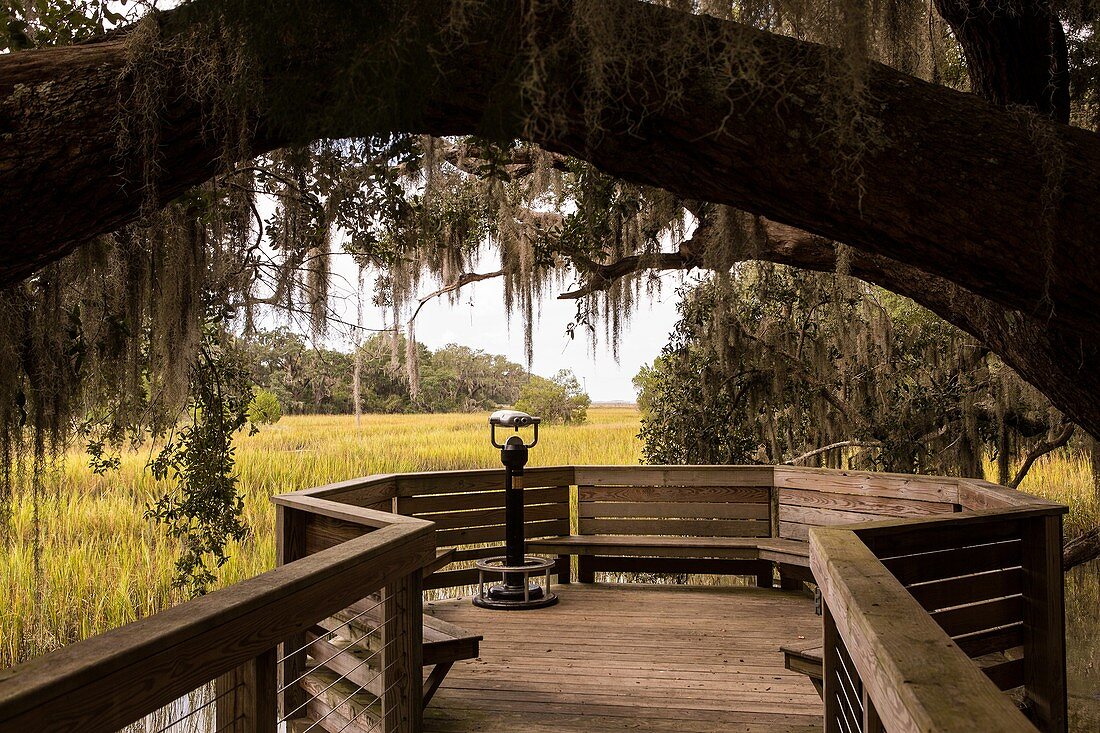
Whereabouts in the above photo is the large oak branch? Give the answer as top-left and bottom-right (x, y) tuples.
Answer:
(2, 0), (1100, 342)
(558, 215), (1100, 439)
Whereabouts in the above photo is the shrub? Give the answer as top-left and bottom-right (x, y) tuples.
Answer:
(247, 388), (282, 425)
(515, 370), (591, 424)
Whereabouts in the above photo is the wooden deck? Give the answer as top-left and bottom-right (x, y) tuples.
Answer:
(422, 583), (823, 732)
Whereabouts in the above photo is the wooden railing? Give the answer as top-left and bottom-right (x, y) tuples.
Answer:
(0, 465), (1068, 733)
(813, 504), (1067, 733)
(0, 502), (435, 733)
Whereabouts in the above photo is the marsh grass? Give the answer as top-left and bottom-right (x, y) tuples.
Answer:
(0, 408), (641, 667)
(2, 407), (1096, 670)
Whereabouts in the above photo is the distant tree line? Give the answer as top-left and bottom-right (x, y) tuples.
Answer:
(239, 329), (587, 418)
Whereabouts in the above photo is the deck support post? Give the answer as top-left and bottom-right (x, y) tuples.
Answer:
(216, 647), (277, 733)
(1022, 513), (1068, 733)
(275, 505), (310, 722)
(756, 561), (774, 588)
(822, 602), (843, 733)
(577, 554), (596, 583)
(384, 568), (424, 733)
(555, 554), (571, 584)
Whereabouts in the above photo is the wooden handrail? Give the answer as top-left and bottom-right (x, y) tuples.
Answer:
(0, 513), (435, 733)
(811, 524), (1037, 732)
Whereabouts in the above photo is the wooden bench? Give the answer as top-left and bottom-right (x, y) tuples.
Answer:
(527, 482), (813, 587)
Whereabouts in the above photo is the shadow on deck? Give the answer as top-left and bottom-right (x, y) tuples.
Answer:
(423, 583), (822, 733)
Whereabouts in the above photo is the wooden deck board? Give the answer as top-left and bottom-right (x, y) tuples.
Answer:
(423, 583), (823, 732)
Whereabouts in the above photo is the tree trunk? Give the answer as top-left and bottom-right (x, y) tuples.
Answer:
(3, 0), (1100, 344)
(1092, 437), (1100, 503)
(1064, 527), (1100, 571)
(934, 0), (1070, 123)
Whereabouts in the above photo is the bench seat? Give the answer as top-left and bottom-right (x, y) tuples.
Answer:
(529, 534), (810, 565)
(528, 534), (812, 587)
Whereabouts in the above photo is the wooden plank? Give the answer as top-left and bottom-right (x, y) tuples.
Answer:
(578, 517), (771, 538)
(810, 526), (1036, 733)
(216, 647), (277, 733)
(299, 669), (380, 733)
(304, 630), (384, 696)
(315, 477), (398, 508)
(579, 501), (771, 520)
(906, 568), (1023, 612)
(435, 518), (569, 547)
(779, 521), (810, 542)
(953, 624), (1025, 657)
(859, 514), (1027, 557)
(1021, 513), (1068, 732)
(574, 465), (774, 487)
(584, 556), (771, 577)
(982, 657), (1025, 691)
(881, 541), (1022, 585)
(774, 466), (959, 504)
(278, 475), (397, 503)
(399, 486), (568, 514)
(422, 502), (567, 531)
(0, 523), (435, 733)
(579, 485), (770, 503)
(856, 506), (1062, 557)
(304, 514), (372, 555)
(957, 479), (1065, 512)
(779, 488), (955, 517)
(396, 467), (574, 497)
(779, 504), (893, 528)
(930, 596), (1024, 638)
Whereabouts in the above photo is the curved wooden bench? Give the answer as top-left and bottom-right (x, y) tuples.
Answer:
(528, 534), (812, 586)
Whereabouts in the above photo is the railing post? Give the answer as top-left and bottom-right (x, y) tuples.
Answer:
(383, 567), (424, 732)
(216, 647), (277, 733)
(1021, 512), (1068, 733)
(822, 602), (843, 733)
(276, 505), (310, 722)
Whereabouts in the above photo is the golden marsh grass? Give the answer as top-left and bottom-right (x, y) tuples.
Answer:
(1, 407), (1096, 670)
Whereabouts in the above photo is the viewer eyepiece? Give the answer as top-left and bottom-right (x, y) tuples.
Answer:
(489, 409), (541, 428)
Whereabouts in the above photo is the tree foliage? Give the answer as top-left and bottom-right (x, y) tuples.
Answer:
(145, 328), (254, 595)
(247, 388), (281, 425)
(5, 0), (1100, 577)
(241, 329), (534, 415)
(515, 369), (591, 424)
(636, 267), (1063, 479)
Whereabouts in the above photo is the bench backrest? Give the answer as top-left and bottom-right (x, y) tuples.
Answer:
(394, 467), (573, 591)
(575, 466), (772, 539)
(772, 466), (960, 541)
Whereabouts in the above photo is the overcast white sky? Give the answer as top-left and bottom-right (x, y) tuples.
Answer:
(307, 251), (685, 402)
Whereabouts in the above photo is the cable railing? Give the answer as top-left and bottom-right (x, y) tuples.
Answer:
(0, 502), (435, 733)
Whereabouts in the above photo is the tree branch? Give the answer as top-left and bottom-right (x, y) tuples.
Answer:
(1009, 422), (1076, 488)
(407, 269), (505, 325)
(784, 440), (884, 466)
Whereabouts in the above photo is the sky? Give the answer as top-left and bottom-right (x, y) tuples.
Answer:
(314, 251), (685, 403)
